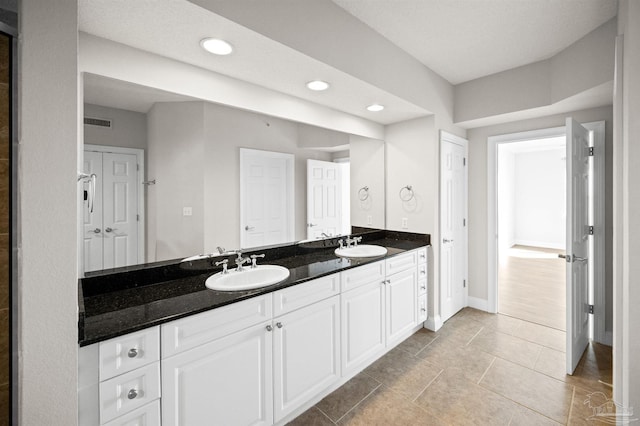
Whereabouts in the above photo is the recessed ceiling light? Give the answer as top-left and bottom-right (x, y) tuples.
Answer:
(306, 80), (330, 91)
(367, 104), (385, 112)
(200, 38), (234, 55)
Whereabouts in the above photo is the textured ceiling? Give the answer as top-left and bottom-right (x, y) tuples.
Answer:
(332, 0), (618, 84)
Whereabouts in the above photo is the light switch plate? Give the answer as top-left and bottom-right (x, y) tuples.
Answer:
(183, 207), (193, 216)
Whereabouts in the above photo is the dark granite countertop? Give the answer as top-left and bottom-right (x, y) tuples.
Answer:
(78, 229), (430, 346)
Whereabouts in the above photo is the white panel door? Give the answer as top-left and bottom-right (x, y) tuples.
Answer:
(273, 295), (340, 422)
(102, 152), (138, 270)
(83, 150), (104, 272)
(240, 149), (293, 248)
(440, 134), (468, 322)
(566, 118), (591, 374)
(306, 159), (342, 239)
(162, 322), (273, 426)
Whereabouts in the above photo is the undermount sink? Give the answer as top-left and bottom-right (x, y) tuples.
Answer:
(205, 265), (290, 291)
(334, 244), (388, 259)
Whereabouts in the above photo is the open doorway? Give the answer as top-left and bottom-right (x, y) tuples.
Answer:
(497, 136), (567, 330)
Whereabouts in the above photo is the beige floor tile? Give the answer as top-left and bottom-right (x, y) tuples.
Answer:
(437, 313), (485, 343)
(395, 328), (437, 355)
(518, 321), (566, 352)
(535, 346), (567, 381)
(474, 313), (526, 336)
(363, 347), (442, 400)
(417, 335), (496, 383)
(509, 405), (562, 425)
(480, 358), (573, 424)
(469, 328), (543, 368)
(415, 367), (518, 425)
(287, 406), (335, 426)
(315, 373), (380, 422)
(338, 385), (446, 426)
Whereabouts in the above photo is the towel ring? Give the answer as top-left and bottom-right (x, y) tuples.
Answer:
(399, 185), (414, 202)
(358, 186), (370, 201)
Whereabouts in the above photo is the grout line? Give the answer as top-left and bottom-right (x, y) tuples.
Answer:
(412, 368), (444, 403)
(415, 335), (439, 357)
(566, 385), (576, 424)
(333, 381), (382, 424)
(466, 325), (484, 346)
(313, 406), (338, 425)
(532, 345), (543, 371)
(477, 356), (497, 385)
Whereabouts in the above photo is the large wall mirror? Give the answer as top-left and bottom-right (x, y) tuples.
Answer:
(80, 73), (386, 274)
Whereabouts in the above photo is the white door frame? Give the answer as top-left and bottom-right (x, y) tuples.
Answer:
(438, 131), (469, 327)
(486, 121), (607, 344)
(83, 144), (146, 267)
(239, 148), (295, 248)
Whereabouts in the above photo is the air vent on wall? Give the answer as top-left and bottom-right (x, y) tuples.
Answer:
(84, 117), (112, 128)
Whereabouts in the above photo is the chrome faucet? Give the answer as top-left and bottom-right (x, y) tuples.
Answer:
(352, 236), (362, 246)
(321, 232), (331, 238)
(250, 254), (265, 268)
(235, 251), (250, 272)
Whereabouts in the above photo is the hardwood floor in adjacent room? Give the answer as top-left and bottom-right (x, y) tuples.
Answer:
(498, 245), (566, 331)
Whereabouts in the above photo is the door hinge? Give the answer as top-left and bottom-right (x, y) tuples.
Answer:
(463, 279), (466, 288)
(137, 163), (140, 171)
(589, 147), (594, 156)
(463, 157), (466, 166)
(588, 226), (594, 235)
(136, 214), (140, 221)
(588, 304), (594, 314)
(463, 218), (466, 227)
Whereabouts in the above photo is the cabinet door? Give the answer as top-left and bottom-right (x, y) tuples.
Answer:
(341, 281), (385, 376)
(386, 268), (418, 346)
(273, 295), (340, 422)
(162, 322), (273, 426)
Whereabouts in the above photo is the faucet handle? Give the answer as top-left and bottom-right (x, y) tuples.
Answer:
(250, 253), (265, 268)
(353, 236), (363, 246)
(215, 259), (229, 274)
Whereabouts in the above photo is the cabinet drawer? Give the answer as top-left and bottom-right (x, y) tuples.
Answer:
(385, 250), (418, 276)
(99, 327), (160, 381)
(418, 278), (427, 296)
(273, 273), (339, 316)
(418, 294), (428, 322)
(418, 263), (428, 281)
(417, 247), (428, 264)
(341, 260), (385, 293)
(99, 362), (161, 424)
(103, 400), (161, 426)
(162, 293), (272, 358)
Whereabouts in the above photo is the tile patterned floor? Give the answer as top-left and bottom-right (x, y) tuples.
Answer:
(287, 308), (613, 425)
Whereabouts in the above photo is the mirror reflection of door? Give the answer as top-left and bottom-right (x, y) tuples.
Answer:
(240, 148), (294, 249)
(306, 159), (350, 240)
(82, 145), (144, 272)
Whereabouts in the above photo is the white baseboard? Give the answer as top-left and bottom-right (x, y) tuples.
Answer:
(513, 239), (565, 250)
(425, 314), (442, 331)
(467, 296), (488, 312)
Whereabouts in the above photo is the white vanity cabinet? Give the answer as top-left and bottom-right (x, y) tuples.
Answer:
(161, 293), (273, 426)
(273, 294), (341, 422)
(78, 326), (161, 426)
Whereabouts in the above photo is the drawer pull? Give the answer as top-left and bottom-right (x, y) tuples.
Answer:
(421, 308), (427, 312)
(127, 348), (138, 358)
(420, 269), (426, 275)
(421, 286), (426, 290)
(266, 325), (273, 332)
(276, 322), (283, 329)
(127, 389), (138, 400)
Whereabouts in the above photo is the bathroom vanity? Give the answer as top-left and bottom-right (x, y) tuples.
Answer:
(78, 230), (430, 426)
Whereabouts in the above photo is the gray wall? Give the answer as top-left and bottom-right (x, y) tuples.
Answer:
(467, 105), (614, 335)
(20, 0), (79, 424)
(84, 104), (147, 151)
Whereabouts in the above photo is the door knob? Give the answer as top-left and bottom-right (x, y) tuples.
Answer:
(105, 227), (113, 233)
(443, 238), (453, 243)
(308, 223), (318, 227)
(245, 225), (255, 231)
(92, 228), (101, 234)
